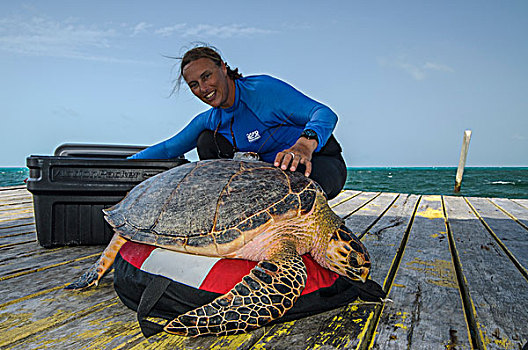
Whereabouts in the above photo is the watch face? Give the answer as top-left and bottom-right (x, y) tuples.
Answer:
(301, 129), (318, 139)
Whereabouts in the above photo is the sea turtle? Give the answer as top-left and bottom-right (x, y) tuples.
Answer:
(67, 158), (381, 337)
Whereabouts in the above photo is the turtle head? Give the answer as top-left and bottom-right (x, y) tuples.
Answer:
(325, 225), (371, 282)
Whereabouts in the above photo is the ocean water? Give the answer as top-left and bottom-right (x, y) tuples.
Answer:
(0, 168), (29, 187)
(345, 167), (528, 199)
(1, 166), (527, 199)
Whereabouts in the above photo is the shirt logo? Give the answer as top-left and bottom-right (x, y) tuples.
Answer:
(246, 130), (261, 143)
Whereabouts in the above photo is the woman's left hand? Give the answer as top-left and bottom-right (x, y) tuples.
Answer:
(274, 138), (318, 177)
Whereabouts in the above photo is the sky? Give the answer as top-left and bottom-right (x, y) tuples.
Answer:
(1, 1), (527, 167)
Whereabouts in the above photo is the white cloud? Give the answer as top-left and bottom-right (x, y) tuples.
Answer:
(512, 133), (526, 141)
(183, 24), (276, 38)
(52, 106), (81, 120)
(0, 13), (276, 62)
(379, 56), (454, 81)
(0, 15), (145, 63)
(155, 24), (187, 37)
(131, 22), (152, 36)
(154, 23), (276, 38)
(423, 62), (454, 73)
(0, 16), (114, 56)
(397, 62), (427, 80)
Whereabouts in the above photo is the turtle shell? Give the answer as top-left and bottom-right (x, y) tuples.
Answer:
(104, 159), (321, 250)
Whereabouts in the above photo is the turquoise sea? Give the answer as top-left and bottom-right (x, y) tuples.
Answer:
(344, 167), (527, 199)
(1, 167), (527, 199)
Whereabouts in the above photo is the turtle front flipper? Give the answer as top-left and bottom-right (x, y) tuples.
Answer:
(165, 239), (307, 336)
(65, 233), (127, 290)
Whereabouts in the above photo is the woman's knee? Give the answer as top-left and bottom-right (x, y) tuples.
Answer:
(308, 156), (347, 200)
(197, 130), (233, 160)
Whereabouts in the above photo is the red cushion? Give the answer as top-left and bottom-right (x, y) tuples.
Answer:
(119, 241), (339, 295)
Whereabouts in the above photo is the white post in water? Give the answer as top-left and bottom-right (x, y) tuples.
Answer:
(454, 130), (472, 193)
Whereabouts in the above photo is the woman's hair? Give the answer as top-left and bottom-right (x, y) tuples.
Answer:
(174, 45), (242, 94)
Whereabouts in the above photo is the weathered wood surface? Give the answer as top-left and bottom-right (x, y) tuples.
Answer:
(372, 195), (470, 349)
(444, 196), (528, 349)
(0, 187), (527, 349)
(490, 198), (528, 229)
(466, 197), (528, 275)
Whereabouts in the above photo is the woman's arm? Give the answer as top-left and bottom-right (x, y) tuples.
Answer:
(128, 112), (211, 160)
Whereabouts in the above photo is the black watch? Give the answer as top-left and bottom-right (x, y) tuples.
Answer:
(300, 129), (318, 141)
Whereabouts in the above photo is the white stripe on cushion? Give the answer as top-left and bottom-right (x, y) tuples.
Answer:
(140, 248), (221, 288)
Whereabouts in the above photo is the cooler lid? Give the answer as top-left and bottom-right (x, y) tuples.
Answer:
(53, 143), (147, 158)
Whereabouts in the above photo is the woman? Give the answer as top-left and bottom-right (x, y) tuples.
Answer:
(130, 46), (347, 200)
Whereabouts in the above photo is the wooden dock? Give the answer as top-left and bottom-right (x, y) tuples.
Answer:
(1, 185), (527, 349)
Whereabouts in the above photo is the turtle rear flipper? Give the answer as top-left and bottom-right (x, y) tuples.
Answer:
(165, 240), (307, 336)
(65, 260), (104, 290)
(65, 233), (127, 290)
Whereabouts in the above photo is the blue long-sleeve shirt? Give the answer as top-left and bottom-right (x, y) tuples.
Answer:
(129, 75), (338, 163)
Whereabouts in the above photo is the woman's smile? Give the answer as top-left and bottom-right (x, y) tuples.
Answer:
(183, 58), (235, 109)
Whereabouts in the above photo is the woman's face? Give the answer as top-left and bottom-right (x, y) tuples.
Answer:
(183, 58), (235, 109)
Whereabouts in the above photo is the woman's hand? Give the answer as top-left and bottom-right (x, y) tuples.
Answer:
(274, 138), (318, 177)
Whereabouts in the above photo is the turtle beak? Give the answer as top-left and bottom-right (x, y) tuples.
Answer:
(346, 266), (370, 283)
(359, 267), (369, 283)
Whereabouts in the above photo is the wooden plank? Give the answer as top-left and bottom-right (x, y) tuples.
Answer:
(0, 185), (27, 192)
(0, 217), (35, 228)
(0, 282), (121, 349)
(0, 214), (33, 225)
(344, 193), (399, 235)
(0, 205), (32, 215)
(0, 207), (33, 217)
(0, 201), (37, 241)
(0, 228), (36, 240)
(0, 245), (103, 278)
(0, 195), (32, 204)
(0, 207), (33, 218)
(0, 251), (102, 306)
(372, 195), (470, 349)
(490, 198), (528, 228)
(0, 232), (36, 247)
(0, 218), (120, 348)
(0, 239), (54, 262)
(0, 191), (32, 198)
(512, 198), (528, 209)
(0, 224), (36, 238)
(0, 190), (30, 198)
(329, 190), (362, 208)
(0, 245), (62, 265)
(363, 194), (421, 284)
(444, 196), (528, 349)
(331, 192), (380, 219)
(243, 301), (375, 350)
(0, 200), (32, 208)
(467, 197), (528, 275)
(120, 323), (265, 350)
(2, 296), (141, 350)
(0, 216), (34, 226)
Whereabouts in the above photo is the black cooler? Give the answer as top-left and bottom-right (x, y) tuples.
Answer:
(26, 144), (188, 248)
